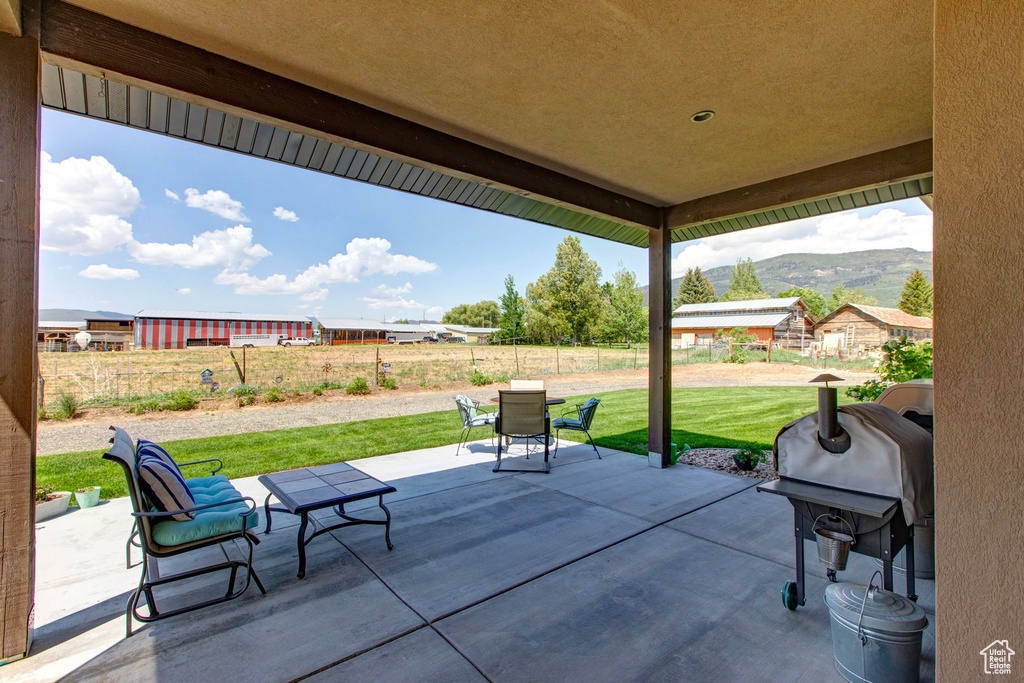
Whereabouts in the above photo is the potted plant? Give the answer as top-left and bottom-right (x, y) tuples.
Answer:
(35, 485), (72, 522)
(75, 486), (101, 509)
(733, 445), (765, 471)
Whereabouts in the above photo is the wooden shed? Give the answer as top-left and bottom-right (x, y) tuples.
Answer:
(814, 303), (932, 349)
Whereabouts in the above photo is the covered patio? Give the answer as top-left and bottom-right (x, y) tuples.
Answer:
(7, 440), (935, 681)
(1, 1), (1021, 679)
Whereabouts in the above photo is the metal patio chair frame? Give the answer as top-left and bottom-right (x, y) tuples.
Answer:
(553, 398), (602, 458)
(125, 455), (226, 569)
(454, 394), (497, 454)
(103, 426), (266, 637)
(493, 390), (550, 473)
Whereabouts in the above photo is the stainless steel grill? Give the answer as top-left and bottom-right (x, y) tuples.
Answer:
(758, 376), (934, 610)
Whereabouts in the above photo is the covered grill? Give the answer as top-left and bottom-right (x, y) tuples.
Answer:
(757, 375), (934, 610)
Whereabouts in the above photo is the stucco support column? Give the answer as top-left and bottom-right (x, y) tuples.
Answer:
(0, 0), (39, 664)
(647, 216), (672, 468)
(934, 1), (1024, 677)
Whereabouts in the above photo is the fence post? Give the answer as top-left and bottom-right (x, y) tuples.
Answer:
(634, 346), (638, 369)
(556, 346), (559, 374)
(514, 341), (519, 376)
(597, 347), (600, 372)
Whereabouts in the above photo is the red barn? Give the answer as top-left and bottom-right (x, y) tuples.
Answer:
(134, 310), (312, 350)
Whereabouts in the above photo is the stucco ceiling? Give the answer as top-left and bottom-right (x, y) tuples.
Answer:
(63, 0), (933, 206)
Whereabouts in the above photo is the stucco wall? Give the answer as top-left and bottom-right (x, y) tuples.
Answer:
(934, 1), (1024, 678)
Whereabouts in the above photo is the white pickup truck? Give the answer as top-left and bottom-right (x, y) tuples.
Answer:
(279, 337), (316, 347)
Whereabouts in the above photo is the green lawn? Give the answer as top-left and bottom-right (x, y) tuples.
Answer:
(38, 386), (853, 499)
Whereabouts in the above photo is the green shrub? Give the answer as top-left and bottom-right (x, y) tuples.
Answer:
(470, 370), (493, 386)
(292, 390), (302, 397)
(164, 390), (199, 411)
(264, 386), (284, 403)
(312, 386), (323, 396)
(847, 337), (933, 402)
(234, 384), (257, 407)
(35, 484), (55, 502)
(346, 377), (371, 395)
(127, 398), (162, 415)
(55, 392), (80, 420)
(733, 444), (765, 469)
(382, 377), (397, 390)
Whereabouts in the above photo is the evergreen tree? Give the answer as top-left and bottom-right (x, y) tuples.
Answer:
(605, 263), (648, 348)
(673, 267), (717, 308)
(826, 285), (878, 313)
(777, 287), (827, 318)
(898, 269), (933, 317)
(719, 258), (768, 302)
(498, 275), (526, 341)
(531, 235), (603, 345)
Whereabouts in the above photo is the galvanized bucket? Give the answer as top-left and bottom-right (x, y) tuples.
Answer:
(814, 515), (856, 571)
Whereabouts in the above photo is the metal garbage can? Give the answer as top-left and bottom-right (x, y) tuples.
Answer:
(824, 575), (928, 683)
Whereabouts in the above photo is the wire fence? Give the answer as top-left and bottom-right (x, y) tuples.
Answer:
(36, 343), (742, 409)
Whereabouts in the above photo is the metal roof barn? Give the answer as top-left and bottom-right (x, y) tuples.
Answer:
(135, 311), (312, 349)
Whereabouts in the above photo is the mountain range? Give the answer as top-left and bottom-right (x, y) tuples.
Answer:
(643, 248), (933, 309)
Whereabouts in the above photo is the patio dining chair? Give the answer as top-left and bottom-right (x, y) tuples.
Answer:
(493, 390), (550, 473)
(552, 397), (602, 459)
(454, 394), (497, 454)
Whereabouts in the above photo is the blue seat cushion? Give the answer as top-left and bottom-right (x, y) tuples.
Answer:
(552, 417), (583, 429)
(151, 485), (257, 546)
(185, 474), (233, 495)
(468, 414), (495, 426)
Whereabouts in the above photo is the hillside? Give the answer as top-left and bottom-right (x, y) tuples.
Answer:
(645, 248), (932, 308)
(39, 308), (133, 321)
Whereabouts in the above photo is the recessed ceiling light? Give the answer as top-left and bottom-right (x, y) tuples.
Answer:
(691, 110), (715, 123)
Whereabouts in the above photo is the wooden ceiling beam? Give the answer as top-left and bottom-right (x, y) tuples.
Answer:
(38, 0), (661, 230)
(666, 139), (933, 230)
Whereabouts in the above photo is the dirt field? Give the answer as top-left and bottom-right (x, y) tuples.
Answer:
(37, 362), (875, 456)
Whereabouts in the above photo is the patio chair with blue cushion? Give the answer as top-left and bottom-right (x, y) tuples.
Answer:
(552, 397), (602, 459)
(104, 426), (266, 637)
(454, 394), (497, 454)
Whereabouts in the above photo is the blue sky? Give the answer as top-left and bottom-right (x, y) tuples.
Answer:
(40, 110), (933, 319)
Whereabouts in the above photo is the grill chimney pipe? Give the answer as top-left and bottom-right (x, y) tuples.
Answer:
(810, 374), (851, 453)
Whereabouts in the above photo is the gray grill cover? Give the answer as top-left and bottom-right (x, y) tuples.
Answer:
(773, 403), (933, 525)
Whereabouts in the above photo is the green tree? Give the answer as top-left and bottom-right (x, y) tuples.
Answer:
(898, 269), (933, 317)
(532, 235), (604, 345)
(719, 258), (768, 302)
(604, 263), (648, 348)
(847, 337), (933, 402)
(777, 287), (827, 318)
(498, 275), (526, 341)
(393, 318), (411, 324)
(524, 273), (566, 344)
(826, 285), (878, 313)
(673, 267), (717, 308)
(442, 300), (501, 327)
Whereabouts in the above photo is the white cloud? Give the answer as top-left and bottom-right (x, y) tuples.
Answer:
(165, 189), (180, 201)
(128, 225), (271, 271)
(79, 264), (140, 280)
(40, 152), (140, 255)
(273, 206), (299, 222)
(213, 238), (436, 297)
(183, 188), (248, 221)
(672, 208), (933, 277)
(176, 287), (191, 295)
(360, 283), (441, 316)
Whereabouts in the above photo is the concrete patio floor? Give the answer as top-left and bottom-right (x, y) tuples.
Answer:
(8, 439), (935, 682)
